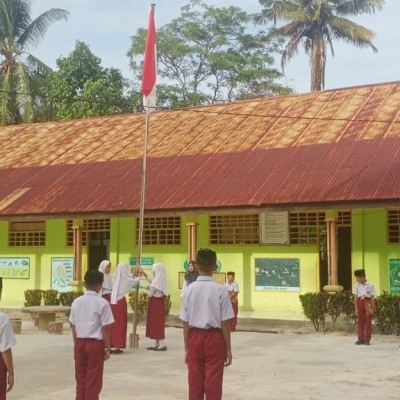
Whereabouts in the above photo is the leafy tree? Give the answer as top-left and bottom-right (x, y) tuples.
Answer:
(0, 0), (69, 125)
(44, 41), (141, 120)
(128, 0), (292, 108)
(257, 0), (384, 92)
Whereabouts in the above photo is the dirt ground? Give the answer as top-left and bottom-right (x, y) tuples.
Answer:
(5, 318), (400, 400)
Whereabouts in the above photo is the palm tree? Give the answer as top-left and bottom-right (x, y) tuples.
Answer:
(258, 0), (384, 92)
(0, 0), (69, 125)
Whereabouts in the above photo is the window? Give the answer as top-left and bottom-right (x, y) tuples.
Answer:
(289, 212), (326, 245)
(337, 211), (352, 226)
(9, 221), (46, 247)
(66, 219), (110, 246)
(209, 214), (259, 245)
(388, 209), (400, 243)
(136, 217), (181, 245)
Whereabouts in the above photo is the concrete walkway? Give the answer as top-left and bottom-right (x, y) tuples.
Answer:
(5, 318), (400, 400)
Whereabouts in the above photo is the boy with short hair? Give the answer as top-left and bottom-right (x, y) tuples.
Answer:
(69, 270), (115, 400)
(224, 271), (239, 331)
(180, 248), (234, 400)
(352, 269), (376, 345)
(0, 277), (16, 399)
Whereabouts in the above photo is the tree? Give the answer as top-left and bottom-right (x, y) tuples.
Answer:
(257, 0), (384, 92)
(44, 41), (141, 120)
(0, 0), (69, 125)
(128, 0), (292, 108)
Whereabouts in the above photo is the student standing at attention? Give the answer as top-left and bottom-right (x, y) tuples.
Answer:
(352, 269), (376, 345)
(110, 262), (141, 354)
(98, 260), (113, 302)
(141, 263), (169, 351)
(69, 270), (115, 400)
(224, 271), (239, 332)
(0, 278), (16, 399)
(180, 248), (234, 400)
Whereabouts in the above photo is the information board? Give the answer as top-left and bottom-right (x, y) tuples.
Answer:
(389, 259), (400, 294)
(179, 272), (226, 289)
(255, 258), (300, 291)
(0, 257), (30, 279)
(51, 258), (74, 292)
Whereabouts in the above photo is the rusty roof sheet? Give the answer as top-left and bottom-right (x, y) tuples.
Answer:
(0, 81), (399, 169)
(0, 81), (400, 216)
(1, 136), (400, 216)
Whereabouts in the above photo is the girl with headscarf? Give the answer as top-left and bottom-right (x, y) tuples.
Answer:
(181, 260), (198, 298)
(109, 261), (140, 354)
(98, 260), (113, 302)
(141, 263), (168, 351)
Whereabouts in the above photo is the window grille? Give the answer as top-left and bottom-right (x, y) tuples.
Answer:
(9, 221), (46, 247)
(388, 209), (400, 243)
(136, 216), (181, 245)
(289, 212), (326, 245)
(210, 214), (259, 245)
(66, 219), (110, 246)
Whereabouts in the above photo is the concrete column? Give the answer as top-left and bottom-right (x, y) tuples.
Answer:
(72, 225), (83, 283)
(325, 218), (338, 286)
(186, 222), (199, 261)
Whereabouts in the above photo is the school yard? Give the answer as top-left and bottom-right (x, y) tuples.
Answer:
(6, 315), (400, 400)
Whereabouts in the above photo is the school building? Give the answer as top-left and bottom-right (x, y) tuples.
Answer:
(0, 81), (399, 314)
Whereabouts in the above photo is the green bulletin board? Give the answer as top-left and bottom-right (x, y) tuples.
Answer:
(389, 259), (400, 294)
(255, 258), (300, 291)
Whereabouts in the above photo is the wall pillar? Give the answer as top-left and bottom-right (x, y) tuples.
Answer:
(186, 222), (199, 261)
(326, 218), (338, 286)
(71, 225), (83, 284)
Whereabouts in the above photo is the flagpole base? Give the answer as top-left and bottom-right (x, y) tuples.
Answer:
(129, 333), (140, 349)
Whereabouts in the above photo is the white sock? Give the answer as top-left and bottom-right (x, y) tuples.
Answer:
(154, 340), (160, 347)
(158, 339), (166, 348)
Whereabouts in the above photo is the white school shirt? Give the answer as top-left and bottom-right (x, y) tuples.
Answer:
(0, 311), (16, 352)
(352, 281), (376, 298)
(224, 280), (239, 292)
(69, 291), (115, 340)
(180, 276), (234, 329)
(146, 276), (164, 298)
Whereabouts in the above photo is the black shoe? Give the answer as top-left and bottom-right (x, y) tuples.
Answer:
(147, 346), (158, 350)
(364, 340), (370, 345)
(111, 348), (123, 354)
(154, 346), (167, 351)
(355, 339), (364, 345)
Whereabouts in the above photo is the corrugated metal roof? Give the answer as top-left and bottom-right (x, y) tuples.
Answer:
(1, 136), (400, 216)
(0, 81), (399, 169)
(0, 81), (399, 216)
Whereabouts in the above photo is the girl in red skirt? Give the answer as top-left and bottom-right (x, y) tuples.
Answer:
(98, 260), (113, 302)
(142, 263), (168, 351)
(110, 262), (140, 354)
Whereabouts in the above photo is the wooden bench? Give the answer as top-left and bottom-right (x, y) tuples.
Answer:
(21, 306), (71, 331)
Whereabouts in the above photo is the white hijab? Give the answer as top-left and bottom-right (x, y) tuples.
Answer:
(150, 263), (168, 295)
(111, 261), (137, 304)
(98, 260), (113, 291)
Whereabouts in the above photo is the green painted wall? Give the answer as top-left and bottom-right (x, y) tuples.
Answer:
(1, 208), (400, 313)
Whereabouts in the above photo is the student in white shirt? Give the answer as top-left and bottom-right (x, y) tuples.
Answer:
(98, 260), (113, 301)
(180, 248), (234, 400)
(224, 271), (239, 331)
(141, 263), (168, 351)
(352, 269), (376, 345)
(0, 277), (16, 399)
(69, 270), (115, 400)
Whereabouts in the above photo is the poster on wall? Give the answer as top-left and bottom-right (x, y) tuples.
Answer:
(389, 259), (400, 294)
(255, 258), (300, 291)
(178, 272), (226, 289)
(0, 257), (30, 279)
(51, 258), (74, 292)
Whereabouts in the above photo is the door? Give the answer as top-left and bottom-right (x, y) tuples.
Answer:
(337, 226), (352, 290)
(87, 231), (110, 270)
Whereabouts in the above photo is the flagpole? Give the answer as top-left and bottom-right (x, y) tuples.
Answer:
(132, 3), (156, 349)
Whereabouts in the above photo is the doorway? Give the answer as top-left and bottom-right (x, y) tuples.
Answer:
(87, 231), (110, 270)
(337, 226), (352, 290)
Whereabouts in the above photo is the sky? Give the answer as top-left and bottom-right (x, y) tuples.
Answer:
(31, 0), (400, 94)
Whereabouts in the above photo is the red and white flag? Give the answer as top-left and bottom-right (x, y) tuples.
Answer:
(141, 5), (156, 113)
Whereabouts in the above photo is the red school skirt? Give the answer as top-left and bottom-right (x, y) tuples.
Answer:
(146, 296), (165, 340)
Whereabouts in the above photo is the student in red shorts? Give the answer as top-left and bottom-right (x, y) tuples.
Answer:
(180, 248), (234, 400)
